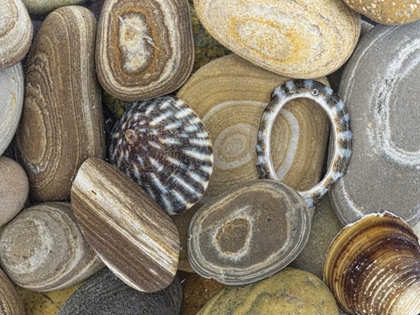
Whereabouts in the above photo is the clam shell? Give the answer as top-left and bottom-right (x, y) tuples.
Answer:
(177, 54), (330, 203)
(187, 180), (311, 285)
(0, 202), (104, 292)
(96, 0), (194, 101)
(0, 62), (24, 156)
(109, 95), (214, 215)
(0, 0), (32, 69)
(16, 6), (105, 201)
(323, 212), (420, 315)
(71, 158), (180, 293)
(58, 269), (182, 315)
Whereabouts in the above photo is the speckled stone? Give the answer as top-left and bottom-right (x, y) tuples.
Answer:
(289, 195), (343, 279)
(58, 268), (183, 315)
(331, 22), (420, 230)
(344, 0), (420, 25)
(0, 156), (28, 226)
(197, 268), (338, 314)
(22, 0), (86, 14)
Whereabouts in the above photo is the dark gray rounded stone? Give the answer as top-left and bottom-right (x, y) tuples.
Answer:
(331, 21), (420, 228)
(58, 268), (182, 315)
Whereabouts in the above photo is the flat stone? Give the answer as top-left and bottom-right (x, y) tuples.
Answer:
(194, 0), (360, 78)
(197, 268), (338, 315)
(22, 0), (86, 14)
(331, 22), (420, 230)
(0, 156), (29, 226)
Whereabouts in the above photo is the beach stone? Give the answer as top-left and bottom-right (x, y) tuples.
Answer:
(344, 0), (420, 25)
(0, 268), (25, 315)
(58, 268), (183, 315)
(0, 156), (29, 226)
(0, 202), (104, 292)
(0, 63), (24, 156)
(194, 0), (360, 78)
(22, 0), (86, 14)
(0, 0), (32, 70)
(289, 195), (343, 279)
(197, 267), (339, 314)
(331, 22), (420, 229)
(180, 272), (225, 315)
(177, 54), (330, 202)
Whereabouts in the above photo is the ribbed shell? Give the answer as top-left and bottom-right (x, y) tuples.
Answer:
(110, 96), (213, 215)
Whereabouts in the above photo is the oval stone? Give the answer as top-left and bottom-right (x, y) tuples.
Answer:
(187, 180), (311, 285)
(194, 0), (360, 78)
(331, 22), (420, 229)
(58, 269), (182, 315)
(0, 63), (24, 156)
(197, 268), (338, 314)
(0, 0), (32, 70)
(96, 0), (194, 101)
(22, 0), (86, 14)
(0, 268), (25, 315)
(17, 6), (105, 201)
(0, 202), (104, 292)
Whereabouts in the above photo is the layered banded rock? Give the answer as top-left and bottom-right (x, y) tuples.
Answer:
(0, 157), (29, 227)
(71, 158), (179, 293)
(0, 202), (104, 291)
(0, 63), (24, 156)
(197, 268), (338, 314)
(177, 55), (329, 202)
(58, 269), (182, 315)
(17, 6), (105, 201)
(331, 22), (420, 229)
(194, 0), (360, 78)
(0, 0), (32, 70)
(96, 0), (194, 101)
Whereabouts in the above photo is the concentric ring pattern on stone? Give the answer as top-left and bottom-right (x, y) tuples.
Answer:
(194, 0), (360, 78)
(110, 96), (213, 215)
(96, 0), (194, 101)
(331, 22), (420, 229)
(177, 55), (329, 202)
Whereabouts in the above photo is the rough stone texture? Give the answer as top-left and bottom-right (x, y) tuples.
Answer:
(331, 22), (420, 231)
(344, 0), (420, 25)
(0, 0), (32, 70)
(58, 268), (183, 315)
(194, 0), (360, 78)
(22, 0), (86, 14)
(289, 195), (343, 279)
(197, 268), (338, 314)
(0, 63), (24, 156)
(0, 156), (29, 226)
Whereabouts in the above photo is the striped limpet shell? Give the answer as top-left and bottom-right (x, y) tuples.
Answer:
(256, 79), (352, 208)
(109, 95), (214, 215)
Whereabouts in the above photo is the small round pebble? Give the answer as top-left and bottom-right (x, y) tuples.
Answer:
(0, 156), (28, 226)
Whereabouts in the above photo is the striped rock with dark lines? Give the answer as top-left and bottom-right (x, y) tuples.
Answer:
(256, 80), (352, 208)
(110, 95), (214, 215)
(71, 158), (180, 293)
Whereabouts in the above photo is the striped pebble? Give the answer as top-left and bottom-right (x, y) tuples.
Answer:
(110, 95), (214, 215)
(256, 80), (352, 208)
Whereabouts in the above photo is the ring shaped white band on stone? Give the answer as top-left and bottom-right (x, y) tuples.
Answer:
(256, 79), (352, 208)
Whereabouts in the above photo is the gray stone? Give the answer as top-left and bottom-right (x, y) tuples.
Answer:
(331, 22), (420, 229)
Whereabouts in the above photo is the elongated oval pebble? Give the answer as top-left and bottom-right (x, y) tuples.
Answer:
(194, 0), (360, 78)
(109, 95), (213, 215)
(331, 22), (420, 229)
(0, 202), (104, 292)
(177, 54), (329, 202)
(0, 0), (32, 69)
(0, 156), (28, 227)
(58, 268), (182, 315)
(0, 268), (25, 315)
(188, 180), (311, 285)
(71, 158), (180, 293)
(197, 268), (338, 314)
(96, 0), (194, 101)
(22, 0), (86, 14)
(16, 6), (105, 201)
(0, 63), (24, 156)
